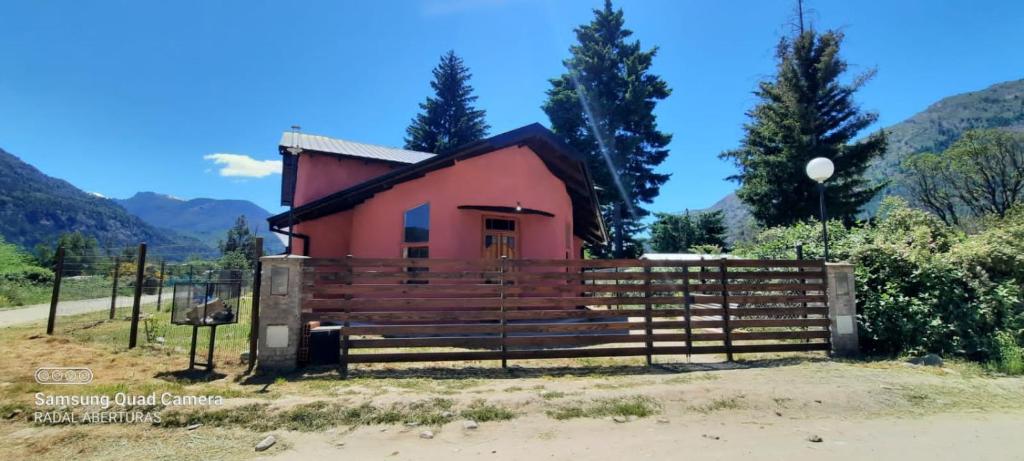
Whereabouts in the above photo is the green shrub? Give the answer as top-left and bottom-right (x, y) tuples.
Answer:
(990, 331), (1024, 375)
(737, 198), (1024, 362)
(734, 218), (861, 261)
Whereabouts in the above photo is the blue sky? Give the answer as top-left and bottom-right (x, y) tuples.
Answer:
(1, 0), (1022, 217)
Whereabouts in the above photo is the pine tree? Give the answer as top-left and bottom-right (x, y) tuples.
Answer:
(219, 215), (257, 267)
(649, 210), (727, 253)
(543, 0), (671, 258)
(404, 50), (489, 154)
(720, 24), (886, 227)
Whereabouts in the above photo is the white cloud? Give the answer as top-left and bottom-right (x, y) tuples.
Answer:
(203, 153), (281, 178)
(88, 192), (106, 198)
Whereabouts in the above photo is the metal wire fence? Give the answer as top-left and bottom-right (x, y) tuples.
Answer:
(47, 243), (260, 369)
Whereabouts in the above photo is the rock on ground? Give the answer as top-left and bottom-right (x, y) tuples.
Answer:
(255, 435), (277, 452)
(909, 354), (944, 367)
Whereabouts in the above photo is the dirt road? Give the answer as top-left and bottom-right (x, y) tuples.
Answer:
(0, 294), (163, 327)
(262, 412), (1024, 461)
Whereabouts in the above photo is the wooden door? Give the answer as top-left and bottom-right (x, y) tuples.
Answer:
(483, 217), (518, 259)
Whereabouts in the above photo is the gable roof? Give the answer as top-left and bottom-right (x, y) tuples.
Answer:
(269, 123), (607, 244)
(279, 131), (435, 164)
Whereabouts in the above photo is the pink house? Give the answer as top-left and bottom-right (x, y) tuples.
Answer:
(267, 124), (606, 260)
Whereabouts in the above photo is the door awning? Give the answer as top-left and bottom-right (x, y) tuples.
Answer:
(457, 205), (555, 218)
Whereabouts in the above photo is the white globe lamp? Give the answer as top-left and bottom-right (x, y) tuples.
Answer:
(805, 157), (835, 261)
(806, 157), (834, 183)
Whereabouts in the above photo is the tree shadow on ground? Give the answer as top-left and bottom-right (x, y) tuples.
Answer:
(239, 355), (827, 384)
(156, 368), (228, 383)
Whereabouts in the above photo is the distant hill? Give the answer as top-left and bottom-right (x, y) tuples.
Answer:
(863, 78), (1024, 213)
(0, 148), (214, 259)
(694, 193), (757, 245)
(114, 192), (284, 254)
(701, 78), (1024, 242)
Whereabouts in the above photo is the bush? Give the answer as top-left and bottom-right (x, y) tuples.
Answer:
(734, 219), (861, 261)
(990, 331), (1024, 375)
(737, 198), (1024, 362)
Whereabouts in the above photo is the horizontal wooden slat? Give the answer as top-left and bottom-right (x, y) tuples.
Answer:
(346, 347), (651, 363)
(305, 306), (828, 323)
(345, 342), (829, 363)
(307, 257), (825, 269)
(503, 296), (686, 308)
(348, 337), (501, 349)
(725, 306), (828, 317)
(313, 282), (824, 297)
(690, 295), (828, 304)
(730, 330), (831, 341)
(727, 318), (831, 328)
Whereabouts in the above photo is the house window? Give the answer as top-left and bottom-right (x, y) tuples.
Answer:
(485, 218), (515, 231)
(404, 203), (430, 243)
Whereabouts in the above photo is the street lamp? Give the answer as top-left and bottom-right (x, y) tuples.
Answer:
(805, 157), (834, 262)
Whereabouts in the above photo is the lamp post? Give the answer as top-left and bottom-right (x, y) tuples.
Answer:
(805, 157), (835, 262)
(286, 125), (303, 256)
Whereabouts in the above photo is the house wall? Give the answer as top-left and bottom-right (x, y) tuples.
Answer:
(292, 145), (577, 260)
(293, 154), (397, 206)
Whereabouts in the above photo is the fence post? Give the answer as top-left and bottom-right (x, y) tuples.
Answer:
(499, 256), (508, 369)
(247, 238), (263, 372)
(682, 262), (693, 358)
(699, 257), (706, 293)
(128, 243), (147, 349)
(643, 264), (653, 366)
(339, 254), (353, 378)
(796, 244), (809, 342)
(156, 260), (166, 312)
(46, 246), (66, 335)
(719, 258), (733, 362)
(109, 256), (120, 319)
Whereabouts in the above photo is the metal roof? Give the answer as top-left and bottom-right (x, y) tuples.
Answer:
(279, 131), (434, 164)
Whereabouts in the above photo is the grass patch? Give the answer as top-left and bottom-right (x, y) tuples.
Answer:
(545, 396), (661, 420)
(459, 399), (517, 422)
(158, 397), (515, 431)
(691, 395), (746, 413)
(988, 332), (1024, 376)
(161, 403), (274, 431)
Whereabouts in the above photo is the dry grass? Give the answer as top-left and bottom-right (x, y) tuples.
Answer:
(3, 319), (1024, 459)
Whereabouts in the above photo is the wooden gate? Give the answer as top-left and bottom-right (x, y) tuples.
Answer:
(301, 257), (829, 372)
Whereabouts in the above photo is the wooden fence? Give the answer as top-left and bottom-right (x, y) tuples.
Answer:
(300, 257), (830, 372)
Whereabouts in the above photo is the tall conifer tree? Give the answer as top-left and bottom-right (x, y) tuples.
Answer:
(543, 0), (671, 258)
(405, 51), (489, 154)
(720, 15), (886, 227)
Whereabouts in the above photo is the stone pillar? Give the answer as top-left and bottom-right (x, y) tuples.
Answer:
(256, 255), (308, 372)
(826, 262), (858, 357)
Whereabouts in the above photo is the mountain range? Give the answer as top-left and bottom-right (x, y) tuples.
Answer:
(0, 148), (283, 259)
(700, 78), (1024, 243)
(114, 192), (284, 254)
(0, 148), (213, 259)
